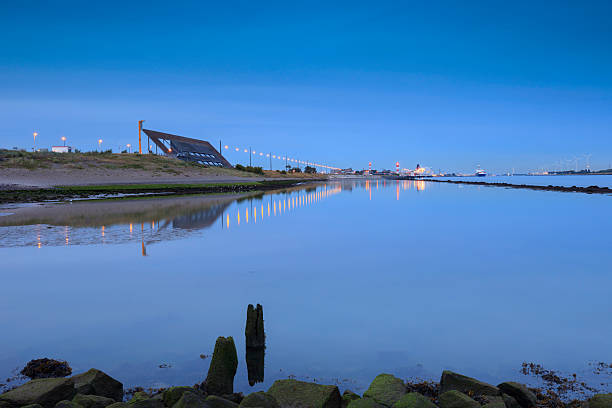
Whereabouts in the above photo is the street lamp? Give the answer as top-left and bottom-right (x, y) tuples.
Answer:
(33, 132), (38, 151)
(127, 143), (131, 153)
(98, 139), (103, 152)
(61, 136), (67, 146)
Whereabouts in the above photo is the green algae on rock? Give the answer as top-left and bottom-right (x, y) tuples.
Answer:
(267, 379), (341, 408)
(497, 383), (536, 408)
(0, 378), (75, 408)
(363, 374), (406, 407)
(72, 394), (115, 408)
(438, 391), (480, 408)
(346, 399), (385, 408)
(239, 392), (279, 408)
(392, 393), (436, 408)
(205, 337), (239, 396)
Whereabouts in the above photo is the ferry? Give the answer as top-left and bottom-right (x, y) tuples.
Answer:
(475, 167), (487, 177)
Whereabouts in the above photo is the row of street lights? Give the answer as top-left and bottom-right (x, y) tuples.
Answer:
(32, 131), (107, 152)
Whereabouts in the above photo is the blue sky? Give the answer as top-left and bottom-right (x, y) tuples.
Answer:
(1, 0), (611, 173)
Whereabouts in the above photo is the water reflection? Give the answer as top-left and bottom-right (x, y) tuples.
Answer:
(0, 182), (346, 250)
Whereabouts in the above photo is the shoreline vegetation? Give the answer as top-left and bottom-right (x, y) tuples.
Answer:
(0, 180), (324, 204)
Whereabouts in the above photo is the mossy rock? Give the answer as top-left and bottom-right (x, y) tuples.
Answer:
(342, 391), (360, 408)
(72, 394), (116, 408)
(438, 391), (479, 408)
(171, 392), (208, 408)
(162, 388), (196, 408)
(105, 403), (129, 408)
(205, 337), (238, 396)
(72, 370), (123, 402)
(129, 399), (164, 408)
(588, 394), (612, 408)
(497, 383), (535, 408)
(22, 404), (44, 408)
(128, 393), (150, 405)
(392, 393), (436, 408)
(267, 379), (341, 408)
(440, 372), (499, 397)
(0, 378), (75, 408)
(347, 399), (385, 408)
(363, 374), (406, 407)
(205, 396), (238, 408)
(55, 400), (81, 408)
(239, 392), (279, 408)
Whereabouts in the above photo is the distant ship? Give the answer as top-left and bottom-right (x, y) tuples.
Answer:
(475, 166), (487, 177)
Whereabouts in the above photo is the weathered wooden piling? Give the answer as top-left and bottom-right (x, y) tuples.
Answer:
(245, 304), (265, 349)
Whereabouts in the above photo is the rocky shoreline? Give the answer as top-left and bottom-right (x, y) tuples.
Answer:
(413, 178), (612, 195)
(2, 363), (611, 408)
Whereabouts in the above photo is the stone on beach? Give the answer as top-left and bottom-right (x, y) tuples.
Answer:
(496, 383), (536, 408)
(267, 379), (341, 408)
(72, 369), (123, 402)
(501, 394), (520, 408)
(205, 337), (239, 396)
(204, 396), (238, 408)
(55, 401), (81, 408)
(172, 392), (209, 408)
(0, 378), (75, 408)
(588, 394), (612, 408)
(341, 391), (360, 408)
(163, 388), (198, 408)
(439, 371), (500, 396)
(363, 374), (406, 407)
(239, 392), (279, 408)
(72, 394), (116, 408)
(347, 399), (385, 408)
(245, 304), (265, 349)
(391, 393), (436, 408)
(438, 391), (480, 408)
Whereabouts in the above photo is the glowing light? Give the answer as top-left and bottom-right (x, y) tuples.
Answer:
(224, 145), (229, 149)
(236, 148), (240, 151)
(260, 152), (263, 156)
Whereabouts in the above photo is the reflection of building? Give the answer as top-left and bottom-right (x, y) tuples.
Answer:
(172, 202), (231, 229)
(142, 129), (232, 167)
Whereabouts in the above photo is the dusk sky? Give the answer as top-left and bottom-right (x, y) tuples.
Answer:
(1, 0), (611, 173)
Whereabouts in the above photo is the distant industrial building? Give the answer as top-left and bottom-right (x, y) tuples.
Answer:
(52, 146), (73, 153)
(142, 129), (232, 168)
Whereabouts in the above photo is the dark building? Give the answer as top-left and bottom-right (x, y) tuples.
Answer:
(142, 129), (232, 168)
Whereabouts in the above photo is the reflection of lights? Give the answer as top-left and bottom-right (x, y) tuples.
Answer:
(237, 211), (240, 225)
(268, 202), (270, 217)
(129, 223), (133, 235)
(227, 214), (230, 228)
(246, 208), (249, 223)
(254, 206), (257, 223)
(261, 204), (264, 220)
(102, 225), (105, 237)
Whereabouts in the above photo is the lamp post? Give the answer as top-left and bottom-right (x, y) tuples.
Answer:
(127, 143), (131, 153)
(98, 139), (103, 152)
(61, 136), (66, 146)
(33, 132), (38, 151)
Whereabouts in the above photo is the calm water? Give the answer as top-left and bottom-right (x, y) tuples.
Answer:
(1, 178), (611, 394)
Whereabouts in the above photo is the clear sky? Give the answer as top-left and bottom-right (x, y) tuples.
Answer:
(1, 0), (611, 173)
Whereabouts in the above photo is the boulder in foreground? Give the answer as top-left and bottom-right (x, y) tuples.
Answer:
(440, 371), (499, 396)
(347, 399), (385, 408)
(267, 379), (341, 408)
(588, 394), (612, 408)
(0, 378), (75, 408)
(497, 383), (536, 408)
(205, 395), (238, 408)
(363, 374), (406, 407)
(72, 369), (123, 402)
(162, 387), (197, 408)
(239, 392), (279, 408)
(205, 337), (239, 396)
(172, 392), (209, 408)
(438, 391), (480, 408)
(392, 393), (436, 408)
(72, 394), (116, 408)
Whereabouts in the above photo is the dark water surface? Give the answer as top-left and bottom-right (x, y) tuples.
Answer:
(1, 179), (610, 393)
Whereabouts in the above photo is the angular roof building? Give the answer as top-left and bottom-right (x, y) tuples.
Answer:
(142, 129), (232, 168)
